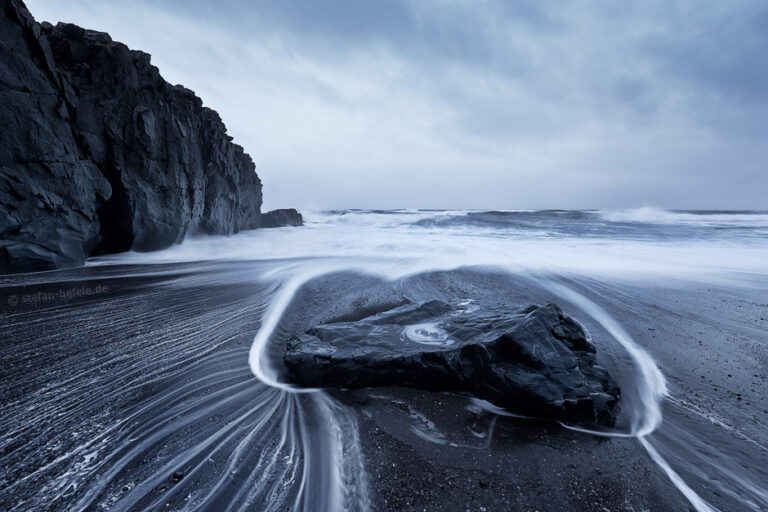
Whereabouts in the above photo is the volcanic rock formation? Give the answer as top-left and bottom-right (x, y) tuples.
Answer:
(260, 208), (304, 228)
(0, 0), (299, 274)
(284, 300), (621, 426)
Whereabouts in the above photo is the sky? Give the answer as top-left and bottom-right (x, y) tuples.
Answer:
(26, 0), (768, 210)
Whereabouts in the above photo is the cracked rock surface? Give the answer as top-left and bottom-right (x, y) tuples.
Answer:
(284, 299), (621, 426)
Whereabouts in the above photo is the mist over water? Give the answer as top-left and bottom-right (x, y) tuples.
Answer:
(3, 209), (766, 511)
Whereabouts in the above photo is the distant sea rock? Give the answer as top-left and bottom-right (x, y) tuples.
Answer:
(0, 0), (300, 274)
(284, 300), (621, 426)
(260, 208), (303, 228)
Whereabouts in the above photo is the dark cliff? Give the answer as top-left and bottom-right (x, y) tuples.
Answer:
(1, 0), (296, 274)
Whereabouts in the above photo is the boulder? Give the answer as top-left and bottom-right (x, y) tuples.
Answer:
(260, 208), (303, 228)
(284, 300), (621, 426)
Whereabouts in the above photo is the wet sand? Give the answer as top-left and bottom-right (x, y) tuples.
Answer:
(348, 387), (682, 511)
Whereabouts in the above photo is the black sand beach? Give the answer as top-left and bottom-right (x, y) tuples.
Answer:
(2, 262), (765, 511)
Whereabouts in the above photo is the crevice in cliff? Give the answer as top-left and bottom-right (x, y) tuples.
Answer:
(93, 159), (133, 255)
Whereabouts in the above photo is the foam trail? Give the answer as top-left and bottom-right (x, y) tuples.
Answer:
(639, 437), (717, 512)
(246, 263), (372, 511)
(540, 279), (666, 436)
(249, 273), (316, 390)
(540, 279), (718, 512)
(249, 262), (361, 389)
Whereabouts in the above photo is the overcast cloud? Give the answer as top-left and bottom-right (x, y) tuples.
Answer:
(26, 0), (768, 209)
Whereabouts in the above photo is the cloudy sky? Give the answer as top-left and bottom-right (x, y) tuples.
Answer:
(27, 0), (768, 210)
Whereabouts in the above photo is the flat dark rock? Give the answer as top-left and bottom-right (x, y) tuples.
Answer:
(284, 300), (621, 426)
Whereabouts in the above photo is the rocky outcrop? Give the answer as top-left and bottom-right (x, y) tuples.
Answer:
(260, 208), (303, 228)
(1, 0), (299, 274)
(284, 300), (621, 426)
